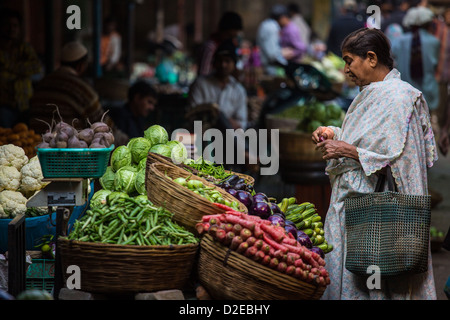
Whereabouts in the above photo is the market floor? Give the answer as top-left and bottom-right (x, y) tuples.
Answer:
(254, 150), (450, 301)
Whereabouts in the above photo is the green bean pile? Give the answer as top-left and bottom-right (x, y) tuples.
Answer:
(185, 161), (232, 182)
(68, 196), (198, 246)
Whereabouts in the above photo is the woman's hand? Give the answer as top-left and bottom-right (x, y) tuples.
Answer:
(312, 126), (335, 144)
(315, 140), (359, 161)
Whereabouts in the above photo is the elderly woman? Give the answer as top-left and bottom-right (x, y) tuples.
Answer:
(313, 28), (438, 300)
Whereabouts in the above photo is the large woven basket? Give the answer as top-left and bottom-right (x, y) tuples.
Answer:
(146, 163), (248, 233)
(197, 234), (326, 300)
(279, 130), (324, 162)
(146, 152), (255, 186)
(58, 237), (199, 293)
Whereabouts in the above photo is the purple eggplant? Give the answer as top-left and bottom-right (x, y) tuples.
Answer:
(253, 192), (269, 203)
(310, 247), (325, 259)
(285, 219), (295, 227)
(269, 202), (283, 216)
(250, 201), (272, 219)
(227, 188), (238, 197)
(284, 224), (298, 239)
(267, 214), (286, 228)
(297, 230), (313, 249)
(234, 190), (253, 209)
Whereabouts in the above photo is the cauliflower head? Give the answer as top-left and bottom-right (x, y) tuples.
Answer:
(0, 190), (28, 218)
(0, 165), (21, 192)
(20, 156), (48, 196)
(0, 144), (29, 170)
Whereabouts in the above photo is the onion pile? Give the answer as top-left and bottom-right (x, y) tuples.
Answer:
(37, 105), (114, 149)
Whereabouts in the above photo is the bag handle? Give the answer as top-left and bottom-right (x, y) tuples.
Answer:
(375, 166), (398, 192)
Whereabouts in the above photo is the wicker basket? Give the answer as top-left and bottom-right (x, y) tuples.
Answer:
(279, 130), (324, 162)
(58, 237), (199, 293)
(147, 152), (255, 186)
(197, 234), (325, 300)
(146, 163), (248, 233)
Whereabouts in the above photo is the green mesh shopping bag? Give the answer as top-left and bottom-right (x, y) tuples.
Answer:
(344, 167), (431, 278)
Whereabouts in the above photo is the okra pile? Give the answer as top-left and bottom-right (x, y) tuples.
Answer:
(68, 195), (198, 246)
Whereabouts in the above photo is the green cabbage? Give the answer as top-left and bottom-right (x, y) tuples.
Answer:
(169, 141), (188, 164)
(144, 125), (169, 146)
(90, 189), (112, 208)
(134, 168), (146, 195)
(138, 158), (147, 171)
(114, 166), (138, 195)
(99, 167), (115, 191)
(134, 194), (152, 205)
(127, 137), (152, 164)
(150, 144), (172, 158)
(111, 146), (132, 172)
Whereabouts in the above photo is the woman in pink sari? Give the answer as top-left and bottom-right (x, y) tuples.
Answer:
(312, 28), (438, 300)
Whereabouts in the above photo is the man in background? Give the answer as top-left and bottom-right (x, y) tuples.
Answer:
(29, 41), (128, 146)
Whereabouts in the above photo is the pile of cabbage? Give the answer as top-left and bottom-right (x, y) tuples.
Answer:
(91, 125), (188, 206)
(275, 100), (345, 134)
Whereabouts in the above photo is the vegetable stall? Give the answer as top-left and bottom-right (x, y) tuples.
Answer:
(1, 110), (335, 300)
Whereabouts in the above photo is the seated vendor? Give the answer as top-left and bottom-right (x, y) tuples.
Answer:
(188, 39), (248, 131)
(111, 81), (158, 139)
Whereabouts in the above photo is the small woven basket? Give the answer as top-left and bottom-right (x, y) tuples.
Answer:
(197, 234), (326, 300)
(58, 237), (199, 293)
(147, 152), (255, 186)
(146, 163), (248, 233)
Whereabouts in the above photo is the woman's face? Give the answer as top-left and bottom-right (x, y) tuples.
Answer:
(342, 51), (374, 87)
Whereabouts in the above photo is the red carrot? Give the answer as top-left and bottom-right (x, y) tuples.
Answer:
(208, 224), (219, 238)
(230, 235), (243, 250)
(223, 223), (234, 233)
(282, 243), (304, 256)
(202, 214), (222, 222)
(215, 228), (227, 243)
(269, 257), (279, 269)
(286, 253), (300, 265)
(325, 276), (331, 285)
(307, 272), (316, 283)
(246, 236), (257, 247)
(282, 237), (298, 246)
(214, 203), (234, 211)
(310, 267), (319, 276)
(232, 223), (243, 235)
(317, 257), (326, 267)
(277, 261), (288, 273)
(224, 231), (235, 245)
(240, 228), (253, 241)
(254, 239), (264, 250)
(260, 241), (272, 255)
(286, 265), (296, 275)
(203, 222), (210, 232)
(260, 223), (285, 243)
(253, 223), (263, 239)
(273, 249), (284, 260)
(244, 245), (258, 258)
(263, 233), (288, 253)
(195, 222), (206, 235)
(253, 250), (265, 262)
(225, 210), (242, 217)
(225, 215), (256, 231)
(294, 267), (305, 279)
(287, 232), (295, 240)
(261, 254), (271, 266)
(294, 258), (304, 269)
(310, 251), (321, 262)
(318, 266), (329, 278)
(236, 242), (249, 254)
